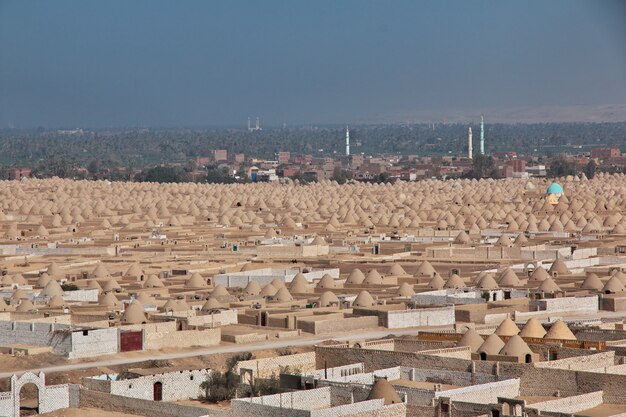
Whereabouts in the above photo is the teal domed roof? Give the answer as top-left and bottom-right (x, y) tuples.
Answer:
(546, 183), (563, 194)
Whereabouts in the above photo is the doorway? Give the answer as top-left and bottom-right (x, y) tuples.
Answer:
(153, 381), (163, 401)
(19, 383), (39, 416)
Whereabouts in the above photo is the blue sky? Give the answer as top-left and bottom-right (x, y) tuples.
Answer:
(0, 0), (625, 127)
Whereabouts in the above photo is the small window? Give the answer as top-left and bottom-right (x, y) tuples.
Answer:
(83, 330), (89, 336)
(190, 375), (194, 381)
(129, 384), (133, 389)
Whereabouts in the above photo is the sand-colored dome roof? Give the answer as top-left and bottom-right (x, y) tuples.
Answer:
(289, 273), (310, 293)
(212, 284), (230, 297)
(499, 335), (533, 357)
(416, 261), (436, 276)
(346, 269), (365, 285)
(477, 333), (505, 355)
(581, 273), (603, 290)
(185, 273), (208, 288)
(454, 231), (471, 244)
(310, 235), (326, 245)
(36, 274), (51, 287)
(87, 280), (102, 291)
(125, 263), (144, 277)
(544, 320), (576, 341)
(1, 275), (14, 286)
(367, 378), (402, 405)
(273, 287), (293, 302)
(613, 271), (626, 285)
(396, 282), (414, 297)
(16, 299), (37, 313)
(457, 328), (484, 352)
(102, 279), (121, 293)
(46, 262), (62, 276)
(244, 280), (262, 295)
(427, 274), (445, 290)
(143, 274), (164, 288)
(122, 300), (146, 324)
(260, 284), (278, 297)
(529, 266), (550, 281)
(270, 278), (286, 289)
(495, 235), (513, 247)
(513, 233), (528, 246)
(537, 277), (561, 293)
(176, 299), (190, 311)
(41, 279), (63, 297)
(549, 259), (570, 275)
(12, 274), (27, 286)
(98, 292), (119, 308)
(519, 318), (547, 338)
(388, 264), (407, 276)
(91, 263), (110, 278)
(444, 274), (465, 289)
(495, 318), (520, 337)
(363, 269), (383, 285)
(162, 299), (180, 312)
(47, 294), (65, 308)
(201, 297), (223, 311)
(136, 292), (156, 305)
(11, 288), (28, 304)
(317, 274), (337, 289)
(476, 274), (499, 290)
(353, 290), (375, 307)
(498, 268), (520, 287)
(602, 276), (626, 294)
(318, 291), (339, 307)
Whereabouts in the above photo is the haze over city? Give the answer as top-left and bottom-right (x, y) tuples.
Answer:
(1, 0), (626, 128)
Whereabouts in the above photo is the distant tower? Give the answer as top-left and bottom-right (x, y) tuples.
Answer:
(345, 126), (350, 156)
(247, 117), (252, 131)
(255, 116), (260, 131)
(480, 115), (485, 155)
(468, 127), (473, 159)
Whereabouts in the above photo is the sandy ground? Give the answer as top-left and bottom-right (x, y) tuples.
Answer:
(38, 408), (147, 417)
(0, 345), (313, 391)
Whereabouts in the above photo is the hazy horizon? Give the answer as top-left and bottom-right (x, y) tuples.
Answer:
(1, 0), (625, 128)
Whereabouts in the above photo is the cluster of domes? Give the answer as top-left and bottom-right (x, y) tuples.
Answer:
(460, 318), (576, 359)
(1, 174), (626, 241)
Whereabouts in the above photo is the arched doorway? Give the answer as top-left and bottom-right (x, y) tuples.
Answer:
(153, 381), (163, 401)
(19, 382), (39, 416)
(525, 354), (532, 363)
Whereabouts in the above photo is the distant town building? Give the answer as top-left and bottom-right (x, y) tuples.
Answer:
(278, 152), (290, 165)
(591, 148), (620, 160)
(8, 168), (31, 180)
(195, 157), (210, 166)
(503, 160), (527, 178)
(213, 149), (228, 162)
(526, 165), (547, 177)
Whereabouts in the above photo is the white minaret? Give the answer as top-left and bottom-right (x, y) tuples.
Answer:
(247, 117), (251, 131)
(480, 115), (485, 155)
(345, 126), (350, 156)
(255, 116), (260, 131)
(468, 127), (473, 159)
